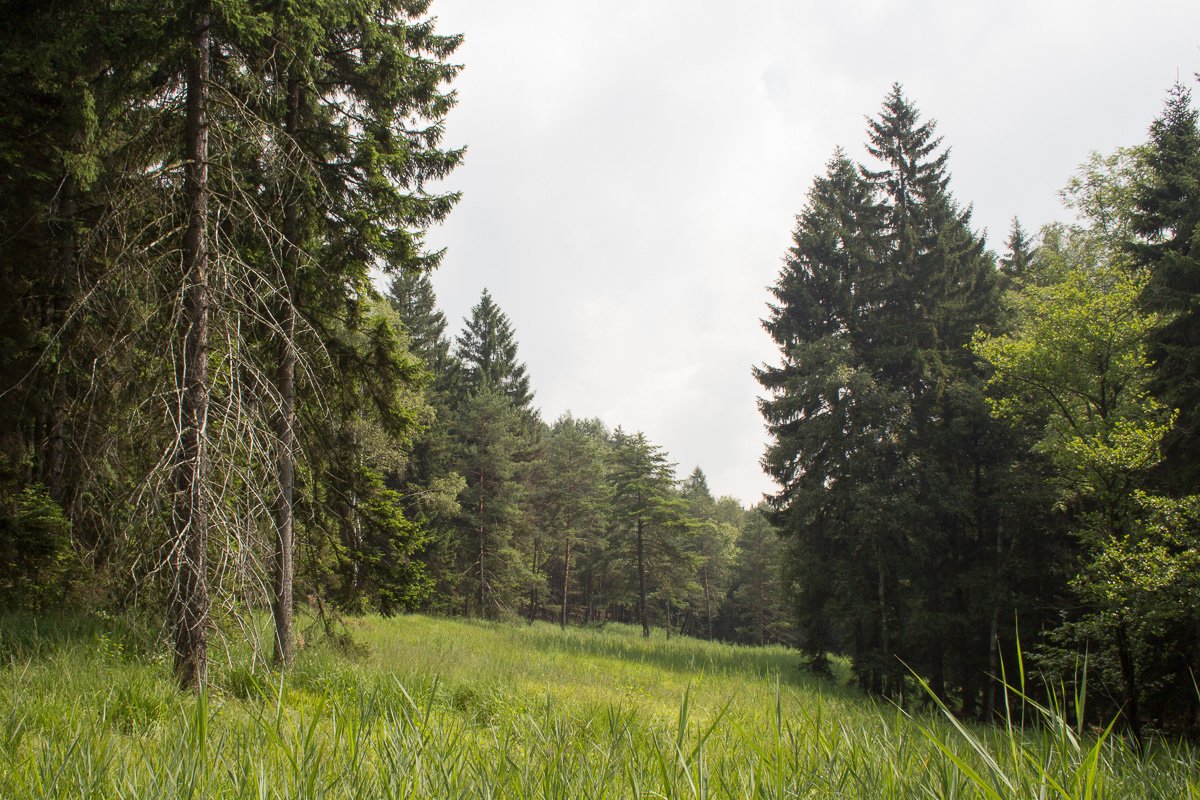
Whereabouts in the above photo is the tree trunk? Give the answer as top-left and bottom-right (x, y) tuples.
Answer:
(272, 76), (301, 667)
(877, 550), (890, 696)
(528, 536), (539, 623)
(171, 0), (211, 691)
(560, 537), (572, 627)
(46, 175), (75, 505)
(985, 604), (1000, 720)
(756, 571), (765, 646)
(478, 468), (486, 617)
(702, 563), (712, 639)
(636, 515), (649, 637)
(1115, 621), (1144, 750)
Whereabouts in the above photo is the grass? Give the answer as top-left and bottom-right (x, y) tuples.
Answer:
(0, 610), (1197, 798)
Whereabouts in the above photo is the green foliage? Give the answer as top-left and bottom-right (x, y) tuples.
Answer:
(974, 147), (1200, 736)
(528, 414), (612, 625)
(452, 388), (530, 617)
(759, 87), (1030, 706)
(1130, 82), (1200, 490)
(0, 486), (71, 611)
(455, 289), (536, 415)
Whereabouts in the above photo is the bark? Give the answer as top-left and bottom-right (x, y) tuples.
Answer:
(877, 550), (890, 696)
(171, 0), (212, 691)
(272, 76), (301, 666)
(527, 536), (539, 622)
(560, 536), (572, 627)
(702, 563), (712, 639)
(477, 468), (486, 616)
(46, 176), (75, 504)
(1116, 622), (1144, 750)
(985, 604), (1000, 720)
(636, 514), (649, 638)
(756, 571), (765, 646)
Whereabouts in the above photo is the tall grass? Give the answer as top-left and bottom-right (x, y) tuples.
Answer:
(1, 611), (1196, 798)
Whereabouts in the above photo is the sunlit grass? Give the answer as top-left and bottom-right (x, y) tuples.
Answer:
(0, 611), (1196, 798)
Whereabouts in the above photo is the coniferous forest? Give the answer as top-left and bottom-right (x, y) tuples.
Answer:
(2, 1), (1200, 787)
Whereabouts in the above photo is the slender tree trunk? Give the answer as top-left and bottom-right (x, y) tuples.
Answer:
(1115, 621), (1144, 750)
(478, 468), (486, 617)
(46, 176), (75, 505)
(756, 572), (765, 646)
(272, 76), (301, 666)
(877, 550), (890, 696)
(636, 515), (649, 637)
(171, 0), (212, 691)
(583, 570), (593, 624)
(985, 605), (1000, 720)
(528, 536), (539, 623)
(702, 563), (712, 639)
(985, 519), (1004, 720)
(560, 537), (572, 627)
(665, 598), (671, 640)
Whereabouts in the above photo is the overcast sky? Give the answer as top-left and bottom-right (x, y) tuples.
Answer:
(421, 0), (1200, 506)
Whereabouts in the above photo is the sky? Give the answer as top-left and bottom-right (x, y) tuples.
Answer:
(420, 0), (1200, 506)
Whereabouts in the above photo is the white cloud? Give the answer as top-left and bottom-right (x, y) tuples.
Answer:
(424, 0), (1200, 504)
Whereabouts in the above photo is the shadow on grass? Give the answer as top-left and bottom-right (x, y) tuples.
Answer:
(0, 610), (158, 663)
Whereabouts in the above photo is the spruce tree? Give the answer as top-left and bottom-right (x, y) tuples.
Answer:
(455, 289), (536, 414)
(390, 270), (454, 375)
(1130, 81), (1200, 491)
(757, 149), (900, 683)
(761, 89), (1019, 705)
(999, 217), (1035, 288)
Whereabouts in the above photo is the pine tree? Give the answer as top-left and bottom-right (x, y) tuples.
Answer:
(679, 468), (736, 639)
(387, 268), (463, 611)
(529, 414), (611, 626)
(721, 505), (793, 647)
(607, 429), (694, 637)
(390, 270), (454, 375)
(453, 388), (529, 618)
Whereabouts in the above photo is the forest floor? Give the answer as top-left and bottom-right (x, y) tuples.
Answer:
(0, 610), (1196, 798)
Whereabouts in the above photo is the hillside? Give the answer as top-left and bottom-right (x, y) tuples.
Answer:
(1, 612), (1195, 798)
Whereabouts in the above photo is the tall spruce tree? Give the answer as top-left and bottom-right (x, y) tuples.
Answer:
(1130, 81), (1200, 491)
(757, 148), (901, 684)
(761, 89), (1023, 706)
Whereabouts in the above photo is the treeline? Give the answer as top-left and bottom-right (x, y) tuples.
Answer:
(0, 0), (793, 690)
(382, 282), (792, 645)
(760, 83), (1200, 738)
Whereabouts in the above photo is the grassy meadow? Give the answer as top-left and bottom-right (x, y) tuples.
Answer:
(0, 611), (1197, 798)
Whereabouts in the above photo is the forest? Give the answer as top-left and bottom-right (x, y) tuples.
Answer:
(1, 0), (1198, 766)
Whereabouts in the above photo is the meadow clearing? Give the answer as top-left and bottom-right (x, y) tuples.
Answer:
(1, 612), (1196, 798)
